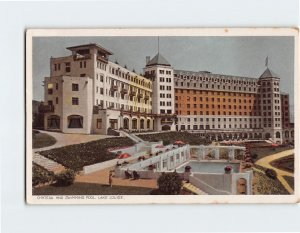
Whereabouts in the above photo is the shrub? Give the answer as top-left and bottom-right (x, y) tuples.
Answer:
(55, 169), (75, 186)
(265, 168), (277, 180)
(157, 172), (183, 195)
(251, 153), (258, 160)
(32, 163), (55, 186)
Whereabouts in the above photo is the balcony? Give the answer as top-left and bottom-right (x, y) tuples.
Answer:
(144, 95), (150, 100)
(137, 93), (144, 99)
(161, 119), (173, 124)
(39, 104), (54, 113)
(130, 91), (136, 96)
(111, 85), (118, 92)
(97, 55), (108, 63)
(121, 89), (128, 94)
(73, 54), (92, 61)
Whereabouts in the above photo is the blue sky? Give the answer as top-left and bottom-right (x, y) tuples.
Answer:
(32, 36), (295, 117)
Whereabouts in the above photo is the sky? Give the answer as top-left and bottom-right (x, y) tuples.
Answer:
(32, 36), (295, 116)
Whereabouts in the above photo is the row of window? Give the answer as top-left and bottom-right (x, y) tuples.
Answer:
(176, 103), (257, 110)
(159, 77), (172, 82)
(176, 111), (262, 116)
(160, 93), (172, 98)
(176, 82), (257, 92)
(174, 74), (258, 86)
(159, 85), (172, 91)
(160, 101), (172, 106)
(159, 70), (172, 75)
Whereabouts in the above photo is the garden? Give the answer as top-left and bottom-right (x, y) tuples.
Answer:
(32, 130), (56, 149)
(138, 131), (209, 146)
(32, 163), (55, 186)
(40, 137), (135, 171)
(270, 155), (294, 173)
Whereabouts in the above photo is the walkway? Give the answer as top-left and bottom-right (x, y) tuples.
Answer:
(33, 130), (114, 152)
(76, 167), (158, 189)
(33, 153), (65, 174)
(255, 149), (294, 194)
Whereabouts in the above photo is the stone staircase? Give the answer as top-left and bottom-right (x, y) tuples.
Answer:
(120, 130), (144, 143)
(182, 181), (208, 195)
(33, 153), (65, 174)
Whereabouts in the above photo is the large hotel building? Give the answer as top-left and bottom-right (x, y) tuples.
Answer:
(39, 43), (294, 143)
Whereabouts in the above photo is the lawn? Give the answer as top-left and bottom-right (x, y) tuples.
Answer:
(253, 167), (289, 195)
(40, 137), (135, 171)
(250, 145), (293, 162)
(33, 182), (154, 195)
(270, 155), (294, 173)
(283, 175), (294, 190)
(32, 130), (56, 149)
(138, 131), (209, 145)
(32, 163), (55, 186)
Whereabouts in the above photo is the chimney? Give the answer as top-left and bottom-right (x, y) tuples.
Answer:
(146, 56), (150, 65)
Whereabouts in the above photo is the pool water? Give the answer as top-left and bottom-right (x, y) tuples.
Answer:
(176, 161), (240, 173)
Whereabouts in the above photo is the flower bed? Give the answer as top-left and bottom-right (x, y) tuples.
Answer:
(32, 163), (55, 186)
(138, 131), (209, 146)
(40, 137), (135, 171)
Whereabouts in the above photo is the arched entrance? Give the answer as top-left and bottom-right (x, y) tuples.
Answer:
(67, 115), (83, 128)
(47, 115), (60, 129)
(140, 119), (145, 130)
(132, 118), (137, 130)
(147, 119), (151, 129)
(276, 131), (281, 139)
(162, 125), (171, 131)
(237, 178), (247, 195)
(123, 118), (129, 130)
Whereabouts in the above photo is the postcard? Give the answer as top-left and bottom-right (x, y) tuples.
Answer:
(26, 28), (299, 204)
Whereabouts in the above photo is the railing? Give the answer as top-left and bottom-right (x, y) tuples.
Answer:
(121, 89), (128, 94)
(38, 104), (54, 113)
(137, 93), (143, 99)
(144, 95), (150, 100)
(130, 91), (136, 96)
(97, 55), (108, 63)
(73, 54), (91, 60)
(189, 174), (232, 195)
(111, 85), (118, 91)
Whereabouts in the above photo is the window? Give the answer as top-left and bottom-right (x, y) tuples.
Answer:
(97, 119), (102, 129)
(65, 62), (71, 72)
(68, 115), (83, 128)
(55, 97), (58, 104)
(47, 83), (53, 95)
(72, 83), (79, 91)
(72, 97), (79, 105)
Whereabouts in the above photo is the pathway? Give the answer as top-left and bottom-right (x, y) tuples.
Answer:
(76, 167), (158, 189)
(33, 130), (114, 152)
(255, 149), (294, 194)
(33, 153), (65, 174)
(32, 130), (115, 173)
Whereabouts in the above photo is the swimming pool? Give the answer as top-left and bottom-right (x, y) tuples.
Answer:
(176, 160), (240, 173)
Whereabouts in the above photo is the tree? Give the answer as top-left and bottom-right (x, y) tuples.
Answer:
(157, 172), (182, 195)
(55, 169), (75, 186)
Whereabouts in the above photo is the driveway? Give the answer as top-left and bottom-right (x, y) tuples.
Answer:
(33, 130), (115, 152)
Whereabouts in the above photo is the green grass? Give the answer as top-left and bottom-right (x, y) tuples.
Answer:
(250, 146), (292, 162)
(33, 182), (154, 195)
(253, 165), (289, 195)
(40, 137), (135, 171)
(138, 131), (209, 145)
(32, 131), (56, 149)
(283, 176), (294, 190)
(254, 171), (289, 195)
(32, 163), (55, 186)
(270, 155), (294, 173)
